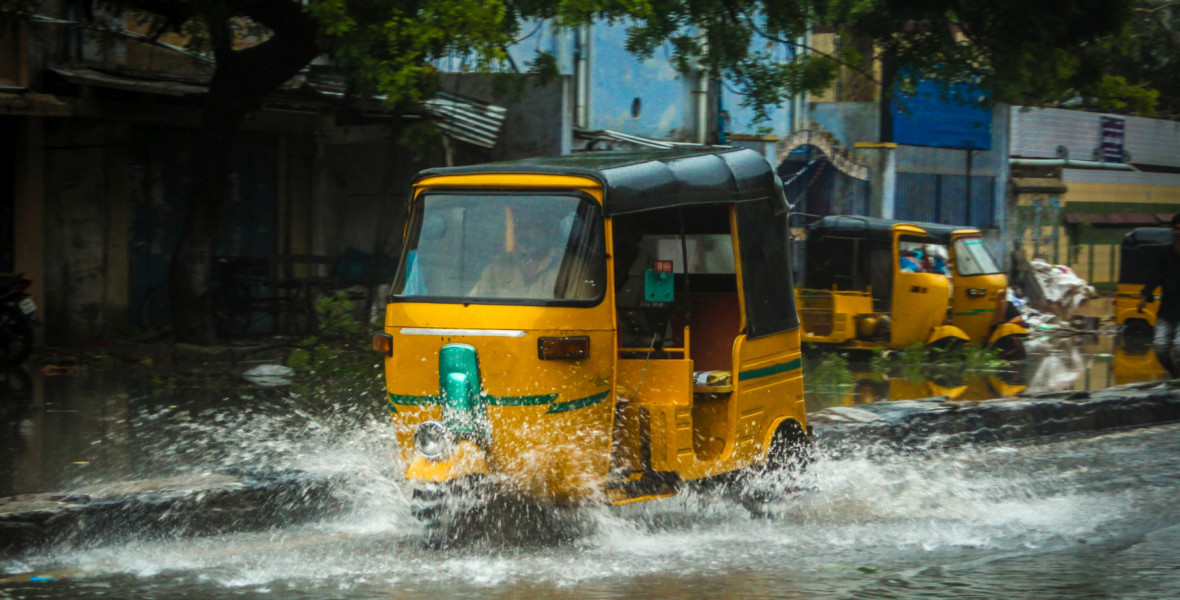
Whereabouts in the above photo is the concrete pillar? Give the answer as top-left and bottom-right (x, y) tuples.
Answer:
(105, 123), (131, 333)
(728, 134), (780, 165)
(855, 142), (897, 218)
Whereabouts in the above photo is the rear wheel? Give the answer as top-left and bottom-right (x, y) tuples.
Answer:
(737, 420), (812, 517)
(765, 420), (813, 473)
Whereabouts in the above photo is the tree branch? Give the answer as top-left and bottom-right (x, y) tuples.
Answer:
(732, 9), (881, 86)
(1137, 1), (1180, 14)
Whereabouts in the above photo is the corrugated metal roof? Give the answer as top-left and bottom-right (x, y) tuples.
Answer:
(50, 67), (508, 149)
(422, 91), (507, 149)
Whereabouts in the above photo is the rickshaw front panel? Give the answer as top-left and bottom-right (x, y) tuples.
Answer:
(383, 174), (618, 503)
(1115, 227), (1170, 331)
(951, 272), (1008, 341)
(384, 303), (616, 503)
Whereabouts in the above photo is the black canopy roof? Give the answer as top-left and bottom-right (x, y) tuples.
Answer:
(1122, 227), (1171, 249)
(807, 215), (978, 242)
(1120, 228), (1172, 285)
(413, 147), (785, 216)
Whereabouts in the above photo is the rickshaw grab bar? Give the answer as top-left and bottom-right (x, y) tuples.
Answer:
(400, 327), (527, 337)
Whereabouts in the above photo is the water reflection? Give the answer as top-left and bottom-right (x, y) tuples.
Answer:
(0, 362), (387, 497)
(805, 332), (1169, 412)
(0, 367), (34, 497)
(838, 372), (1028, 407)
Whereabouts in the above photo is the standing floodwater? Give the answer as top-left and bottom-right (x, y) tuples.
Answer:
(3, 406), (1180, 599)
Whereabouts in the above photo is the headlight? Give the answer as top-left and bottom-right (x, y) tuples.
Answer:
(413, 421), (453, 459)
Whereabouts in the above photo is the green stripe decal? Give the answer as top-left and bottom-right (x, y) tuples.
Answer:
(547, 390), (610, 414)
(954, 308), (996, 317)
(738, 358), (802, 382)
(388, 390), (606, 414)
(389, 394), (442, 406)
(487, 394), (558, 406)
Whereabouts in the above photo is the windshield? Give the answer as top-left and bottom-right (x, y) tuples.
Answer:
(392, 193), (605, 304)
(898, 239), (951, 275)
(953, 236), (1002, 276)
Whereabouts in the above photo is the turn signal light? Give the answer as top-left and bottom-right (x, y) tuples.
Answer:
(538, 336), (590, 360)
(372, 332), (393, 355)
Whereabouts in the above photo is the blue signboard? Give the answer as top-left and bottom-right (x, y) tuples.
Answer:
(890, 79), (992, 150)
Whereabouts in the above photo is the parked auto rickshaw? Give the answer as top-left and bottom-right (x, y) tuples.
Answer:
(795, 216), (970, 352)
(1115, 227), (1170, 339)
(908, 221), (1029, 359)
(1111, 345), (1167, 386)
(374, 147), (808, 526)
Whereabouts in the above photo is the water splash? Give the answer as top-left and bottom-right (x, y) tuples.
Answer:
(1, 395), (1138, 595)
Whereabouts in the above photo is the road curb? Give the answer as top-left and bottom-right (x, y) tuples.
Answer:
(811, 379), (1180, 453)
(0, 471), (342, 558)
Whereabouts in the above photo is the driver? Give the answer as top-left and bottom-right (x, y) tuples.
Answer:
(470, 209), (594, 300)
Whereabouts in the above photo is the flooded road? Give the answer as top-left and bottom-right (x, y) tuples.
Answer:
(3, 420), (1180, 599)
(1, 332), (1177, 599)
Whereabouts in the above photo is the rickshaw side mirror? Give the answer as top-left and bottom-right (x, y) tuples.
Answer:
(644, 262), (675, 303)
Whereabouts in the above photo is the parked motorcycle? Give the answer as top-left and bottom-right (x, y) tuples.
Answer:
(0, 274), (37, 366)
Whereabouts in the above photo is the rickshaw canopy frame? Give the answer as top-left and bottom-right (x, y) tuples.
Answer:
(413, 147), (787, 216)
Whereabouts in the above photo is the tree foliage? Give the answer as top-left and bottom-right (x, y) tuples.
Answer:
(1092, 0), (1179, 117)
(603, 0), (1145, 117)
(1, 0), (1164, 343)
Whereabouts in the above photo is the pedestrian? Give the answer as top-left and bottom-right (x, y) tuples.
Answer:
(1138, 213), (1180, 378)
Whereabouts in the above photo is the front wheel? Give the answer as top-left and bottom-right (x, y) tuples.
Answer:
(1123, 318), (1154, 341)
(990, 334), (1027, 361)
(410, 475), (492, 543)
(0, 306), (33, 366)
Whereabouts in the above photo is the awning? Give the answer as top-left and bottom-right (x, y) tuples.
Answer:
(52, 67), (206, 97)
(0, 91), (71, 116)
(1063, 212), (1173, 226)
(1011, 177), (1067, 194)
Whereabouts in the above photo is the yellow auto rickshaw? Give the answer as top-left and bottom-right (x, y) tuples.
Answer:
(1115, 227), (1169, 339)
(910, 221), (1028, 359)
(1111, 345), (1167, 386)
(795, 216), (970, 352)
(373, 147), (808, 527)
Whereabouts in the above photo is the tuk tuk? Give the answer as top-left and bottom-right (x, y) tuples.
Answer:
(374, 147), (808, 526)
(1112, 345), (1167, 386)
(795, 216), (970, 352)
(908, 221), (1029, 359)
(1115, 227), (1170, 338)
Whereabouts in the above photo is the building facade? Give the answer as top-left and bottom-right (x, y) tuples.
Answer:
(1009, 107), (1180, 290)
